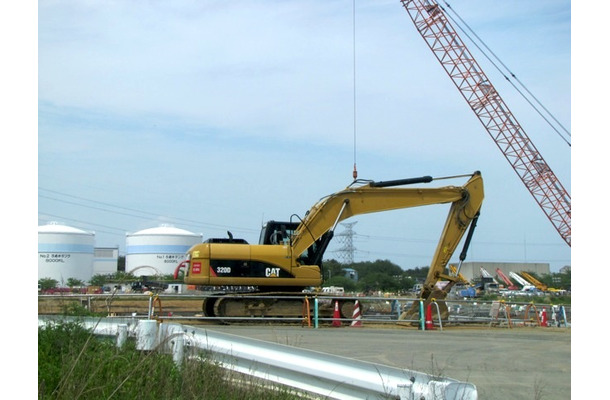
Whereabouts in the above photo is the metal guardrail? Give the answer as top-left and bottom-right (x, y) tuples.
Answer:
(38, 316), (478, 400)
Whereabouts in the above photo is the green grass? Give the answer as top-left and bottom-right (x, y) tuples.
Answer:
(38, 321), (304, 400)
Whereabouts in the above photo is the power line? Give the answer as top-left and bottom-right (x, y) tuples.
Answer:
(38, 212), (128, 234)
(38, 187), (259, 235)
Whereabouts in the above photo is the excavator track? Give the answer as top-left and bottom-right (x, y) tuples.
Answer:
(202, 292), (363, 324)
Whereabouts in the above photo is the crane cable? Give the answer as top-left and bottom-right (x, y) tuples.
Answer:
(440, 1), (571, 147)
(352, 0), (358, 180)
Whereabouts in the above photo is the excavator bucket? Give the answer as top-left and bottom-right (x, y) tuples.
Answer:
(399, 288), (450, 325)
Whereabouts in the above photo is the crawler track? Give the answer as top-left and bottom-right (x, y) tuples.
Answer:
(202, 292), (361, 322)
(37, 293), (367, 325)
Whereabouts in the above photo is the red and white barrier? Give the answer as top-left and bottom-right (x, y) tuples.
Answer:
(351, 300), (362, 327)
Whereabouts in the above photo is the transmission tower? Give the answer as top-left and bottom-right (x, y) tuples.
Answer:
(335, 222), (357, 264)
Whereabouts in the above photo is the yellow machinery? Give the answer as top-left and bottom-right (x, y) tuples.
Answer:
(449, 264), (470, 284)
(520, 271), (555, 292)
(177, 172), (484, 321)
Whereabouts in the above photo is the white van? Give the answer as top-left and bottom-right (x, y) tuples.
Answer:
(322, 286), (345, 296)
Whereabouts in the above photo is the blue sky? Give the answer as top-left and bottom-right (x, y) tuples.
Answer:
(34, 0), (572, 272)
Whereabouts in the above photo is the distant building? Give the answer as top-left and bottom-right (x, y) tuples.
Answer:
(93, 247), (119, 275)
(343, 268), (358, 281)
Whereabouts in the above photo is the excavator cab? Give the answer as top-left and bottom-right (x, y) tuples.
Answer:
(259, 221), (297, 245)
(258, 220), (333, 269)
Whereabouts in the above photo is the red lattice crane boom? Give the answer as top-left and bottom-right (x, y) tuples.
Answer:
(495, 268), (518, 291)
(400, 0), (571, 246)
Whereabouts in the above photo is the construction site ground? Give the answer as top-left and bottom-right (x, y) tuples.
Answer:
(207, 324), (572, 400)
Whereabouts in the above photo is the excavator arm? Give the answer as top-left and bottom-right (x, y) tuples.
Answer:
(291, 175), (469, 256)
(292, 172), (483, 299)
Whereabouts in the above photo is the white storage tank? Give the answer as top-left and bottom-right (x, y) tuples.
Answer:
(126, 224), (202, 276)
(38, 222), (95, 284)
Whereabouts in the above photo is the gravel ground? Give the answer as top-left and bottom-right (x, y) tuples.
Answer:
(206, 324), (572, 400)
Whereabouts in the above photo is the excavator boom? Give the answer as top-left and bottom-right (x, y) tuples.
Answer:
(291, 174), (480, 258)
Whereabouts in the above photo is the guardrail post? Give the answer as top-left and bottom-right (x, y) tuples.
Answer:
(419, 300), (425, 330)
(136, 319), (159, 351)
(396, 382), (414, 399)
(392, 299), (401, 319)
(116, 324), (128, 348)
(147, 293), (153, 319)
(559, 305), (569, 327)
(314, 297), (319, 329)
(171, 333), (185, 368)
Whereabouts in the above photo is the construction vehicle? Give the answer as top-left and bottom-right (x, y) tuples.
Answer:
(400, 0), (571, 247)
(509, 271), (537, 293)
(130, 276), (169, 293)
(448, 264), (478, 298)
(448, 264), (469, 284)
(520, 271), (550, 292)
(496, 268), (519, 290)
(176, 172), (484, 321)
(479, 267), (498, 284)
(456, 286), (477, 298)
(477, 267), (499, 293)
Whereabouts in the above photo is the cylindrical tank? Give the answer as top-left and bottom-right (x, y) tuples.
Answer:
(38, 222), (95, 284)
(126, 225), (202, 276)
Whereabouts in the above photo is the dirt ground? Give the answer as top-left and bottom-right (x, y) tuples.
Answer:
(37, 295), (204, 316)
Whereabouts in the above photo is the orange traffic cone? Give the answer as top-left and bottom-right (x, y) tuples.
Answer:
(332, 300), (342, 327)
(425, 303), (435, 330)
(540, 307), (548, 327)
(350, 300), (362, 327)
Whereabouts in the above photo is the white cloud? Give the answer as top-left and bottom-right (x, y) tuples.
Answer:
(38, 0), (571, 271)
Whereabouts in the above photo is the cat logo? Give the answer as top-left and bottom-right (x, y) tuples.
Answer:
(265, 267), (280, 277)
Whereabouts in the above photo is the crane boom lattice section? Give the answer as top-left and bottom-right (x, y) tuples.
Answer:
(400, 0), (571, 246)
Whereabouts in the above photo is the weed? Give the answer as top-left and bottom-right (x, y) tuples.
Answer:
(533, 375), (547, 400)
(38, 321), (304, 400)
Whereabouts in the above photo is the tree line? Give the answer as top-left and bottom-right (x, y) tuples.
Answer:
(321, 259), (571, 294)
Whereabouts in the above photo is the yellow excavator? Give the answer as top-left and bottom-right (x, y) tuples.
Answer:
(176, 171), (484, 322)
